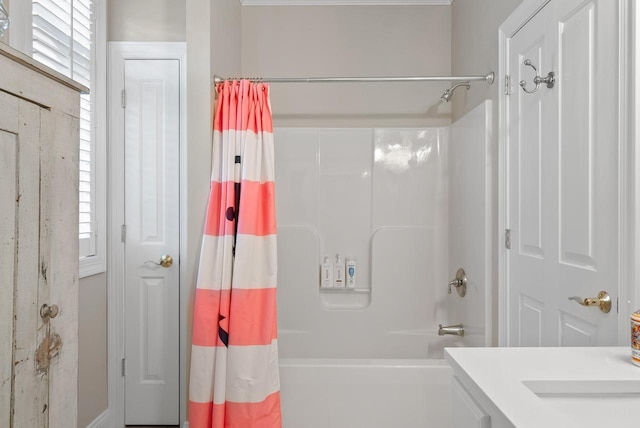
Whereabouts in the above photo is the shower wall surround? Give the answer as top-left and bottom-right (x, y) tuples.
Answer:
(275, 127), (450, 358)
(447, 101), (493, 348)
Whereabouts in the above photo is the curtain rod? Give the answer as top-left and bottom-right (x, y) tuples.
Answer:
(212, 72), (495, 85)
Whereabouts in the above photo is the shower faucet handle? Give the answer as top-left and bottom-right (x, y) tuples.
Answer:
(448, 278), (463, 293)
(448, 268), (467, 297)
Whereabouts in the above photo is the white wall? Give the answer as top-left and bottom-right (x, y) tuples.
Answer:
(211, 0), (241, 77)
(451, 0), (524, 344)
(77, 273), (108, 428)
(448, 100), (492, 348)
(108, 0), (186, 41)
(451, 0), (523, 121)
(241, 6), (452, 128)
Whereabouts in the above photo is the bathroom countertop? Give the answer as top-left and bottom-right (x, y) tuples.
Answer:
(445, 346), (640, 428)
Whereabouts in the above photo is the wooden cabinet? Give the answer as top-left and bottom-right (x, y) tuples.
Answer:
(0, 44), (85, 428)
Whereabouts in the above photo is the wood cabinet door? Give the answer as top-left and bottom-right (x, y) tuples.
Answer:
(0, 90), (78, 427)
(40, 104), (79, 428)
(3, 94), (49, 427)
(0, 92), (22, 428)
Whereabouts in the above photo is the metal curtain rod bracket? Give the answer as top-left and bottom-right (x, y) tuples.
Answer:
(212, 72), (495, 85)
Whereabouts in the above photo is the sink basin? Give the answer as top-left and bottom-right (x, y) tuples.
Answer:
(523, 379), (640, 396)
(522, 380), (640, 426)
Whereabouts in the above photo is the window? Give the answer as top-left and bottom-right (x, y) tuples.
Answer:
(11, 1), (106, 277)
(34, 0), (95, 256)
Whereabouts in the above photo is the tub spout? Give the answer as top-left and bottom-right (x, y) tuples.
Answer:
(438, 323), (464, 337)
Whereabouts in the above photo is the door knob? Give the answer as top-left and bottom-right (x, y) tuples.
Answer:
(145, 255), (173, 268)
(159, 255), (173, 268)
(568, 291), (611, 313)
(40, 304), (59, 320)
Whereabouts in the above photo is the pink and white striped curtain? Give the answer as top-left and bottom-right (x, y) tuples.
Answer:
(189, 80), (281, 428)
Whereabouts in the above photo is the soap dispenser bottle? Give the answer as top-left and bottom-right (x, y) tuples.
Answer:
(333, 254), (345, 288)
(320, 257), (334, 288)
(345, 257), (357, 288)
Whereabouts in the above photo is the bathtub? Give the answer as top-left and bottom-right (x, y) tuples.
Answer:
(279, 358), (454, 428)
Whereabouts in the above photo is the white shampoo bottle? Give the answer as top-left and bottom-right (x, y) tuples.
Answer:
(345, 257), (357, 288)
(333, 254), (345, 288)
(321, 257), (334, 288)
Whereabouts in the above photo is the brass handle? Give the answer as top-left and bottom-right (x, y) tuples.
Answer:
(568, 291), (611, 313)
(40, 304), (59, 320)
(145, 255), (173, 268)
(159, 255), (173, 268)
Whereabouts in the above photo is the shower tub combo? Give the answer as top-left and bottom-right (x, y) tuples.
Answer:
(274, 102), (491, 428)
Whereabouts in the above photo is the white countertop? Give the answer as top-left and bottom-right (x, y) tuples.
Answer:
(445, 347), (640, 428)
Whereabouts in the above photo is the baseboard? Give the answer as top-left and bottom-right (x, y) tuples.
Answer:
(86, 409), (110, 428)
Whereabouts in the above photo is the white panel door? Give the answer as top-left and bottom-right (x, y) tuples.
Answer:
(507, 0), (619, 346)
(124, 59), (180, 425)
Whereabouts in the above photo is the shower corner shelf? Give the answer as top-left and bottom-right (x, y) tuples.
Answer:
(319, 287), (370, 293)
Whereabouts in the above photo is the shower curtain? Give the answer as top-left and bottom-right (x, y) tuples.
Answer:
(189, 80), (281, 428)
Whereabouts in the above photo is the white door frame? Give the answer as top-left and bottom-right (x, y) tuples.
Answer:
(107, 42), (187, 428)
(498, 0), (634, 346)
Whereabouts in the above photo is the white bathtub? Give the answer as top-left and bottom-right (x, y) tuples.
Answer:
(279, 358), (454, 428)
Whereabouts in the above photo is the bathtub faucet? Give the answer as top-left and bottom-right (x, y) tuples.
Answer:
(438, 323), (464, 337)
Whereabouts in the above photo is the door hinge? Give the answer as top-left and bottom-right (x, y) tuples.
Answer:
(121, 224), (127, 243)
(121, 89), (126, 108)
(505, 74), (511, 96)
(121, 358), (126, 377)
(505, 228), (511, 249)
(617, 297), (619, 314)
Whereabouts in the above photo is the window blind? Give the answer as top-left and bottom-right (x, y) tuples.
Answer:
(32, 0), (95, 258)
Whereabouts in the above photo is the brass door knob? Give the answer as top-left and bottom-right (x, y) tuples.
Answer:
(568, 291), (611, 313)
(145, 255), (173, 268)
(159, 255), (173, 268)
